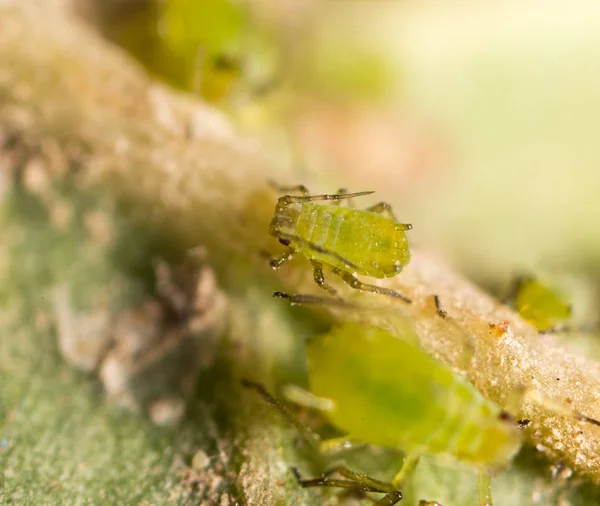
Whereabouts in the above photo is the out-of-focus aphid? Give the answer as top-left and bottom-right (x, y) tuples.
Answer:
(506, 275), (572, 332)
(244, 320), (521, 505)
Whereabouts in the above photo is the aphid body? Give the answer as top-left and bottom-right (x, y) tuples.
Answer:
(512, 277), (571, 332)
(271, 200), (410, 277)
(308, 322), (521, 469)
(269, 187), (412, 301)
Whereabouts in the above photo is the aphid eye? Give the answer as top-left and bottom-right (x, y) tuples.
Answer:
(279, 238), (291, 247)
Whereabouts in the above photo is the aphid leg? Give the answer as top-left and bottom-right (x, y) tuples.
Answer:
(331, 267), (412, 304)
(365, 202), (413, 230)
(391, 453), (420, 488)
(275, 232), (361, 271)
(318, 436), (366, 457)
(292, 467), (403, 506)
(433, 295), (449, 319)
(478, 471), (493, 506)
(269, 247), (295, 269)
(365, 202), (397, 220)
(273, 291), (353, 307)
(524, 389), (600, 427)
(241, 380), (324, 465)
(502, 274), (529, 305)
(268, 182), (310, 195)
(419, 501), (443, 506)
(430, 295), (477, 371)
(331, 188), (355, 208)
(245, 380), (403, 505)
(310, 260), (338, 295)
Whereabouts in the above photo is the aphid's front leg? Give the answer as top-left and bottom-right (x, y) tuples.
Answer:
(331, 268), (412, 304)
(311, 260), (338, 295)
(292, 467), (403, 506)
(269, 247), (295, 269)
(365, 202), (413, 231)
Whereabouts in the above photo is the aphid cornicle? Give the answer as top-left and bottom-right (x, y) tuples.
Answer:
(268, 185), (413, 302)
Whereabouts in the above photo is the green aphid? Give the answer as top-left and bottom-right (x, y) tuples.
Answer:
(268, 185), (413, 303)
(245, 321), (522, 506)
(510, 276), (572, 332)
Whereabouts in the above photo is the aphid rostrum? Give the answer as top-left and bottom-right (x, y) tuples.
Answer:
(268, 185), (413, 302)
(245, 316), (600, 506)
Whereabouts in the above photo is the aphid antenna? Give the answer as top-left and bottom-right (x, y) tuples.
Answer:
(241, 379), (324, 463)
(279, 190), (375, 206)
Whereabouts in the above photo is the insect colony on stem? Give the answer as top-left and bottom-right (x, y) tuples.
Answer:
(245, 185), (600, 506)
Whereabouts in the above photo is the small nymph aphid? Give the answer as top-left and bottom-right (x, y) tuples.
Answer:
(268, 185), (413, 302)
(505, 275), (572, 332)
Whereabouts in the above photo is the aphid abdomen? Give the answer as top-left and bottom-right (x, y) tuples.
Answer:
(308, 324), (455, 449)
(294, 205), (410, 277)
(307, 324), (520, 468)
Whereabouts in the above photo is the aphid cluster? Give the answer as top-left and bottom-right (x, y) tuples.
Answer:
(245, 185), (598, 506)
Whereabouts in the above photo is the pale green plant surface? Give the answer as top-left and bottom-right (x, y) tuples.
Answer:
(2, 2), (600, 506)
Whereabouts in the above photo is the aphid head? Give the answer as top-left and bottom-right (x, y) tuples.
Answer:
(269, 201), (302, 239)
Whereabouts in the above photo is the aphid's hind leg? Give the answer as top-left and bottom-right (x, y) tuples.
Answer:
(275, 232), (361, 271)
(244, 380), (404, 505)
(433, 294), (450, 319)
(524, 389), (600, 427)
(331, 267), (412, 304)
(310, 260), (338, 295)
(365, 202), (412, 230)
(269, 182), (310, 195)
(478, 471), (493, 506)
(391, 453), (420, 488)
(292, 467), (403, 506)
(269, 247), (295, 269)
(431, 295), (476, 371)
